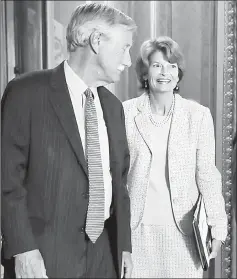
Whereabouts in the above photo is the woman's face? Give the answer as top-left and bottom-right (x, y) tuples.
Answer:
(147, 50), (179, 93)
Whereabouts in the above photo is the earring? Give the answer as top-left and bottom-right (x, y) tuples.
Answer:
(174, 85), (179, 91)
(144, 80), (148, 89)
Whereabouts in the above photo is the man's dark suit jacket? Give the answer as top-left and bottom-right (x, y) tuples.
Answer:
(1, 62), (131, 277)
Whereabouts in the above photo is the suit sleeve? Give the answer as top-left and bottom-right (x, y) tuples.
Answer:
(196, 107), (228, 242)
(1, 81), (38, 258)
(120, 106), (132, 253)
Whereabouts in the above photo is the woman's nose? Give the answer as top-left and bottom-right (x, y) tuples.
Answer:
(161, 65), (168, 74)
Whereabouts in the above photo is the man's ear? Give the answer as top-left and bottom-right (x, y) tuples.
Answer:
(89, 31), (101, 54)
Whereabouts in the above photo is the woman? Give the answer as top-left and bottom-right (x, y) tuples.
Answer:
(123, 36), (227, 278)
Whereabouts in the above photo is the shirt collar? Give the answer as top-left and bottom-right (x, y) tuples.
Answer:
(64, 60), (98, 99)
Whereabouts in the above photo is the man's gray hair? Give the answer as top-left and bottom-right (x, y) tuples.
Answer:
(66, 2), (136, 52)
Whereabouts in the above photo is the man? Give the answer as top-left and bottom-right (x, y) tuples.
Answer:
(1, 3), (136, 278)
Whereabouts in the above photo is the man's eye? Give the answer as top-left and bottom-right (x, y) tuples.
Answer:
(153, 64), (161, 67)
(171, 64), (177, 68)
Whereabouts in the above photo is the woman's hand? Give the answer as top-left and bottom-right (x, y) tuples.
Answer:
(209, 239), (222, 260)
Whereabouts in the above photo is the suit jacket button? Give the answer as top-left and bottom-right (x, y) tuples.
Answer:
(80, 227), (85, 233)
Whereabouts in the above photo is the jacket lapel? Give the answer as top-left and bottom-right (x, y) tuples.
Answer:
(134, 93), (153, 154)
(97, 87), (117, 191)
(48, 62), (88, 176)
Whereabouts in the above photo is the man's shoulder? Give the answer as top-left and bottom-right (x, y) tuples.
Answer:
(9, 68), (53, 89)
(2, 68), (54, 103)
(2, 68), (55, 109)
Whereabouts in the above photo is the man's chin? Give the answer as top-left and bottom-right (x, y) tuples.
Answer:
(113, 72), (122, 82)
(104, 72), (121, 84)
(106, 77), (119, 85)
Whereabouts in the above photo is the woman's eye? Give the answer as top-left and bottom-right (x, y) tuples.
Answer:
(171, 64), (177, 68)
(153, 64), (161, 68)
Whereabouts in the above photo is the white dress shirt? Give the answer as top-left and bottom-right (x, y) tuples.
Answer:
(64, 60), (112, 221)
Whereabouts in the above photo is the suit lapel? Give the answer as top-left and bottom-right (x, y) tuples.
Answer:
(97, 87), (117, 185)
(134, 93), (153, 154)
(48, 62), (88, 176)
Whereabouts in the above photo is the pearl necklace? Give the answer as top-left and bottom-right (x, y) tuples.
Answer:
(148, 94), (175, 127)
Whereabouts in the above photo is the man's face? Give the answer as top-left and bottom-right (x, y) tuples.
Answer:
(97, 24), (133, 84)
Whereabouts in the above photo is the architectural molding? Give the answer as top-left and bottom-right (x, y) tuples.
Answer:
(221, 1), (236, 278)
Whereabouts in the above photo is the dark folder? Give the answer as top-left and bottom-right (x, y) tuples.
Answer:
(192, 195), (212, 271)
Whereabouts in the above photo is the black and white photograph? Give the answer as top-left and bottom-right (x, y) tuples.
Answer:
(1, 1), (236, 278)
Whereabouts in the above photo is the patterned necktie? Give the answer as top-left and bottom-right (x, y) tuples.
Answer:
(84, 88), (105, 243)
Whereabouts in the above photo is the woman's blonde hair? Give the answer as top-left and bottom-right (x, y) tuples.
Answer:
(135, 36), (185, 92)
